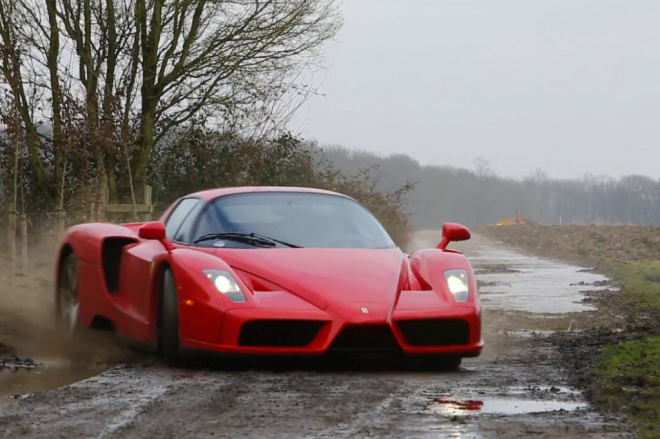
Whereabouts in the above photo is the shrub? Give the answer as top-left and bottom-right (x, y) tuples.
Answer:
(150, 130), (414, 248)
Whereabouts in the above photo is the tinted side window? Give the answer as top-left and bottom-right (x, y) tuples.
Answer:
(173, 200), (205, 243)
(165, 198), (200, 239)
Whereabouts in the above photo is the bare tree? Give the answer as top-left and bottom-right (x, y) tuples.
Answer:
(0, 1), (50, 197)
(12, 0), (341, 203)
(473, 156), (493, 178)
(131, 0), (343, 199)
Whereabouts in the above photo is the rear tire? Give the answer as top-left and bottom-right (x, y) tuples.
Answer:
(419, 355), (462, 372)
(57, 252), (80, 337)
(159, 269), (184, 367)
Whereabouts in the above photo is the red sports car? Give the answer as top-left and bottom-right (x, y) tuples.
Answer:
(55, 186), (482, 369)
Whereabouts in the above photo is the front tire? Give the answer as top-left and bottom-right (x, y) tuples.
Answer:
(159, 269), (184, 367)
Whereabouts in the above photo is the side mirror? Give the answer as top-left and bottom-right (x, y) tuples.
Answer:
(138, 222), (166, 240)
(437, 223), (471, 250)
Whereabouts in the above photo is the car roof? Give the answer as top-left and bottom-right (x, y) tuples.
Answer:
(188, 186), (353, 201)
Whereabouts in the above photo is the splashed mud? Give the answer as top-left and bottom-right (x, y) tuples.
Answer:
(0, 238), (130, 407)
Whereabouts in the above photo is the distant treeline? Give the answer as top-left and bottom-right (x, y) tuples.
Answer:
(315, 145), (660, 229)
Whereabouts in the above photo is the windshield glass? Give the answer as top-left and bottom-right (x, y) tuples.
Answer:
(193, 192), (396, 249)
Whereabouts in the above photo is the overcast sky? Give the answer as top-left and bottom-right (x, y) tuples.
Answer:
(289, 0), (660, 180)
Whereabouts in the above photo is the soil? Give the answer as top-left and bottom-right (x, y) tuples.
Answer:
(479, 224), (660, 266)
(0, 230), (635, 438)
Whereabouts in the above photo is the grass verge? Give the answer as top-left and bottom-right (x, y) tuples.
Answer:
(591, 261), (660, 438)
(594, 335), (660, 438)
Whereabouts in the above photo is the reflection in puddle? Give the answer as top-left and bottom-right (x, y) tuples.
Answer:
(0, 359), (106, 407)
(432, 397), (587, 416)
(434, 399), (484, 412)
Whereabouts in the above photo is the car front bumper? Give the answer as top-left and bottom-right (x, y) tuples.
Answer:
(180, 304), (483, 358)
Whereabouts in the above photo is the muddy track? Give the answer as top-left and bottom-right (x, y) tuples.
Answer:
(0, 232), (633, 438)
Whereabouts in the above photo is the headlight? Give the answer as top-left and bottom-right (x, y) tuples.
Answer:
(202, 269), (246, 303)
(444, 269), (469, 302)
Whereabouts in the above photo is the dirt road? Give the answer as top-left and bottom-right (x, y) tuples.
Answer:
(0, 232), (632, 438)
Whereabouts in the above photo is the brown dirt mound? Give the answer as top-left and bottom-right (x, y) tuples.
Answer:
(478, 224), (660, 266)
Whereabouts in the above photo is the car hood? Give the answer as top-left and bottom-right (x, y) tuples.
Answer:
(213, 248), (408, 310)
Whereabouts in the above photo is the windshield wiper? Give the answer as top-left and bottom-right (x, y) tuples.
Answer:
(193, 232), (302, 248)
(248, 233), (302, 248)
(193, 233), (276, 247)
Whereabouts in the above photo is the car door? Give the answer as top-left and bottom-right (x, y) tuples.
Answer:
(117, 197), (203, 341)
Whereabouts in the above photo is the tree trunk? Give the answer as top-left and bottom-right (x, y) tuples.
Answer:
(133, 105), (156, 202)
(46, 0), (63, 185)
(7, 201), (16, 277)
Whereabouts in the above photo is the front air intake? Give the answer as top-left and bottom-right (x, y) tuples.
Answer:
(329, 325), (401, 351)
(396, 319), (470, 346)
(238, 320), (323, 347)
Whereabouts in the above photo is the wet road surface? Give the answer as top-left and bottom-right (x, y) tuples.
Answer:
(0, 232), (632, 438)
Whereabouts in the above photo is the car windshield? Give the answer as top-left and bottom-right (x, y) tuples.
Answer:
(192, 192), (396, 249)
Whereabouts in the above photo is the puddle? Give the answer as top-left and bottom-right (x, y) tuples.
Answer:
(500, 329), (579, 338)
(498, 385), (581, 396)
(467, 245), (611, 314)
(429, 384), (587, 419)
(432, 397), (587, 416)
(0, 359), (106, 407)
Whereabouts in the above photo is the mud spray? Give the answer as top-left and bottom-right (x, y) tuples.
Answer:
(0, 233), (132, 406)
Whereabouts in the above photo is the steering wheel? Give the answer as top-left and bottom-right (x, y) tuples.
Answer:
(324, 233), (366, 248)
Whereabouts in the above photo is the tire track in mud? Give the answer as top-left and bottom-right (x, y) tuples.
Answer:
(93, 371), (171, 439)
(115, 371), (249, 438)
(0, 366), (173, 439)
(0, 232), (635, 438)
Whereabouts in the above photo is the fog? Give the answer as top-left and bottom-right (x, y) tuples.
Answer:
(291, 0), (660, 180)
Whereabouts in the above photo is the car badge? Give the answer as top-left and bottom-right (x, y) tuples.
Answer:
(361, 307), (369, 314)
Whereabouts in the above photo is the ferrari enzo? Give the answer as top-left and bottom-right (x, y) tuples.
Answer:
(55, 186), (482, 369)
